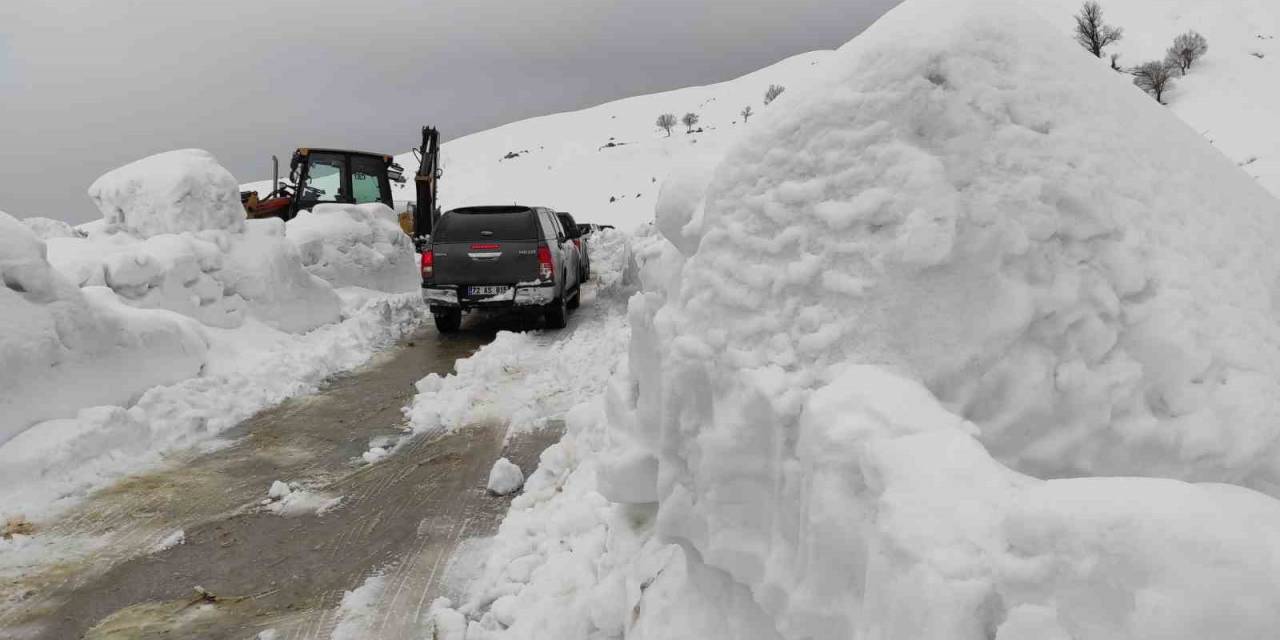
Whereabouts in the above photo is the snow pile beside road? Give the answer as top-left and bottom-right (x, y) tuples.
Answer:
(286, 203), (419, 293)
(219, 218), (341, 333)
(47, 152), (342, 333)
(657, 0), (1280, 485)
(88, 149), (245, 237)
(0, 212), (207, 446)
(445, 1), (1280, 638)
(45, 231), (247, 328)
(0, 291), (423, 521)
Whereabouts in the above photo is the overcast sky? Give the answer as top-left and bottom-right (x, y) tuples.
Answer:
(0, 0), (899, 223)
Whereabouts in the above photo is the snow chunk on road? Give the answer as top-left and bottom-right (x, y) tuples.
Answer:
(88, 149), (245, 237)
(486, 458), (524, 496)
(329, 573), (387, 640)
(287, 203), (419, 293)
(267, 480), (291, 500)
(262, 481), (341, 517)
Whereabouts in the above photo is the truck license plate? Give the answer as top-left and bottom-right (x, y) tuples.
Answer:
(468, 286), (509, 296)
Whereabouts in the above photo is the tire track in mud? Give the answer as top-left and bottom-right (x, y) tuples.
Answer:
(0, 310), (572, 640)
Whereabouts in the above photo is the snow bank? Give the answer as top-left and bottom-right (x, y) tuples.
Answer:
(45, 231), (247, 328)
(286, 202), (419, 293)
(0, 212), (207, 445)
(448, 1), (1280, 638)
(0, 291), (423, 520)
(88, 149), (245, 237)
(602, 0), (1280, 636)
(652, 0), (1280, 485)
(220, 218), (341, 333)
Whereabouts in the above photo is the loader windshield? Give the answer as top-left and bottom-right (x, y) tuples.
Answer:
(306, 153), (345, 201)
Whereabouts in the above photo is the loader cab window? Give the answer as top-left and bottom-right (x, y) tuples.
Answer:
(305, 153), (346, 202)
(351, 155), (388, 205)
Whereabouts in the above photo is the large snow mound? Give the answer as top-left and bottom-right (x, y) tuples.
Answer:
(0, 212), (207, 446)
(286, 203), (419, 293)
(45, 231), (247, 329)
(88, 149), (246, 237)
(652, 0), (1280, 486)
(581, 0), (1280, 638)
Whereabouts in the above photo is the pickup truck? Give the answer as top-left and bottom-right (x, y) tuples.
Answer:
(421, 205), (582, 332)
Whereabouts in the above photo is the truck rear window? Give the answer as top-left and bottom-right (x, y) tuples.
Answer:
(434, 212), (538, 242)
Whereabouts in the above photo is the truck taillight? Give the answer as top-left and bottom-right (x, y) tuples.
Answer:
(421, 250), (434, 279)
(537, 246), (553, 281)
(573, 238), (581, 250)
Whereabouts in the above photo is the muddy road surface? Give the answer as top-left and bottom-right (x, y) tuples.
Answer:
(0, 311), (572, 639)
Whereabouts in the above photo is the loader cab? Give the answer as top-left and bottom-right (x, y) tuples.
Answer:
(286, 148), (404, 219)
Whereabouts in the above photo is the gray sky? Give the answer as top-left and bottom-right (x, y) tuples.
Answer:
(0, 0), (899, 223)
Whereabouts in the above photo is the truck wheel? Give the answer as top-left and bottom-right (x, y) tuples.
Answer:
(545, 297), (568, 329)
(434, 309), (462, 333)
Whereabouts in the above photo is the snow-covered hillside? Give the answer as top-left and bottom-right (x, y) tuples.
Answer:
(1032, 0), (1280, 196)
(389, 53), (831, 230)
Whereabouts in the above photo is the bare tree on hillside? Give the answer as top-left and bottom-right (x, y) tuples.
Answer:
(682, 112), (700, 133)
(1110, 53), (1122, 71)
(1131, 60), (1176, 103)
(1074, 2), (1123, 58)
(764, 84), (786, 105)
(656, 113), (677, 137)
(1166, 30), (1209, 74)
(740, 105), (754, 122)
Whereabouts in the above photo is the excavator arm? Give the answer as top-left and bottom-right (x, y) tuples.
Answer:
(412, 126), (441, 249)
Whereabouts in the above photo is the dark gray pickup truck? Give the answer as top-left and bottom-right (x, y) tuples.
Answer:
(421, 205), (582, 332)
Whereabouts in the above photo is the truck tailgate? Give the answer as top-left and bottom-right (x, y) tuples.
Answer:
(433, 240), (539, 286)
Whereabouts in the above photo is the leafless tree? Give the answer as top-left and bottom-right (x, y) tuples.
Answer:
(1074, 2), (1123, 58)
(681, 112), (700, 133)
(1166, 30), (1208, 74)
(656, 113), (677, 137)
(1131, 60), (1176, 104)
(1110, 53), (1122, 71)
(740, 105), (754, 122)
(764, 84), (785, 105)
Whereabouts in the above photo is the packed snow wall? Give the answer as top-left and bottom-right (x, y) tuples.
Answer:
(598, 0), (1280, 637)
(286, 203), (420, 293)
(0, 212), (207, 445)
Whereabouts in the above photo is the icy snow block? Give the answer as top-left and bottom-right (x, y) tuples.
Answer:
(0, 212), (207, 445)
(286, 203), (419, 293)
(88, 149), (246, 237)
(487, 457), (524, 496)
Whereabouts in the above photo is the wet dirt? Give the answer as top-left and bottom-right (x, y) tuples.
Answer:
(0, 310), (570, 639)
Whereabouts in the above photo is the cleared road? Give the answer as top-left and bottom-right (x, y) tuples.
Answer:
(1, 312), (569, 639)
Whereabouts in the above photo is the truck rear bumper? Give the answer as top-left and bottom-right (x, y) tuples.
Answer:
(423, 284), (555, 313)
